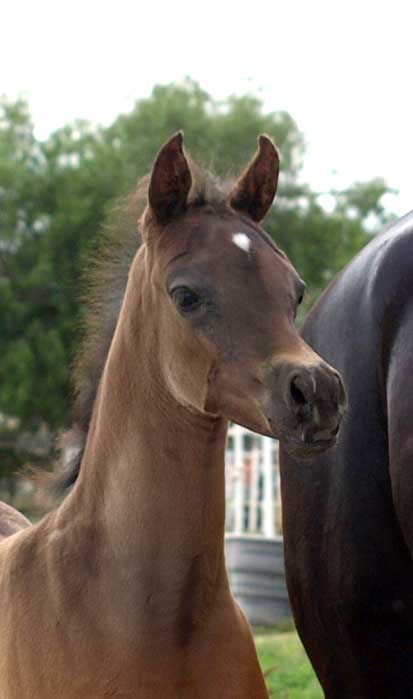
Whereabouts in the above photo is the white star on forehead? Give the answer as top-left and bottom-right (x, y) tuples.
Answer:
(232, 232), (251, 253)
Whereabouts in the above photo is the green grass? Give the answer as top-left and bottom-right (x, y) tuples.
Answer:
(255, 625), (323, 698)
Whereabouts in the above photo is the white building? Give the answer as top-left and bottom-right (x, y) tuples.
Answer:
(224, 425), (290, 625)
(225, 424), (282, 538)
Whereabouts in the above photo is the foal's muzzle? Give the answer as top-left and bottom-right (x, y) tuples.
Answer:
(267, 361), (347, 458)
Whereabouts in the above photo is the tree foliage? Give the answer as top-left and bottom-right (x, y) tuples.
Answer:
(0, 80), (394, 442)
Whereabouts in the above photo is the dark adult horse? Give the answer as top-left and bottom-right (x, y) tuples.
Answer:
(280, 211), (413, 698)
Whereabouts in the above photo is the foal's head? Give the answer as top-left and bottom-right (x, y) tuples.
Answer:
(131, 132), (346, 458)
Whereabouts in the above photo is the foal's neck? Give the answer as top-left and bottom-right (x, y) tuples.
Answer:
(59, 271), (229, 635)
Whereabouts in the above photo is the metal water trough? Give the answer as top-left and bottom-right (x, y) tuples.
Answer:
(225, 534), (291, 626)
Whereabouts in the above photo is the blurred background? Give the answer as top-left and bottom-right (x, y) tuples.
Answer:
(0, 0), (411, 517)
(2, 2), (412, 693)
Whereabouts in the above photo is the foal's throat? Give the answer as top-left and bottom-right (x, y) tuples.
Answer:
(65, 306), (229, 632)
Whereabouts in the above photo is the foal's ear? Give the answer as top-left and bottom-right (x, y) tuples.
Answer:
(147, 131), (192, 226)
(229, 135), (279, 222)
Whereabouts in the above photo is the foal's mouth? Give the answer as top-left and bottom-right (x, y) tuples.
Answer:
(283, 436), (337, 459)
(267, 417), (338, 459)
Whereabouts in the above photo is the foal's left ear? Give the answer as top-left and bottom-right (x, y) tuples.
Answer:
(147, 131), (192, 226)
(229, 135), (280, 222)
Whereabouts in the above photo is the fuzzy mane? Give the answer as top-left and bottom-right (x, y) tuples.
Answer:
(55, 162), (232, 493)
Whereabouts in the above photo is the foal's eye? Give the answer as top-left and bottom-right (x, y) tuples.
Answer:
(171, 286), (204, 314)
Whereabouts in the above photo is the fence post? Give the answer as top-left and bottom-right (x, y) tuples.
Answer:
(262, 436), (276, 537)
(248, 448), (260, 533)
(233, 424), (245, 534)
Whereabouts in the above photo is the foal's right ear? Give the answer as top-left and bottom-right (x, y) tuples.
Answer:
(147, 131), (192, 227)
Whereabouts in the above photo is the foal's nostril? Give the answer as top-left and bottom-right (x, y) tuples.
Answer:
(290, 376), (308, 407)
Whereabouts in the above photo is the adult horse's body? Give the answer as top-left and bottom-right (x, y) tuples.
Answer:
(0, 133), (345, 698)
(280, 211), (413, 698)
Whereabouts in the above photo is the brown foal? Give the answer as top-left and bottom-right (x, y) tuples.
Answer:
(0, 133), (346, 698)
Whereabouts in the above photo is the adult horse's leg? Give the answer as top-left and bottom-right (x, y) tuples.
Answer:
(280, 445), (367, 698)
(281, 437), (413, 699)
(281, 317), (413, 697)
(0, 501), (31, 541)
(341, 303), (413, 696)
(387, 306), (413, 555)
(380, 306), (413, 690)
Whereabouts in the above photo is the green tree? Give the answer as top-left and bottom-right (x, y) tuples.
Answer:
(0, 81), (394, 450)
